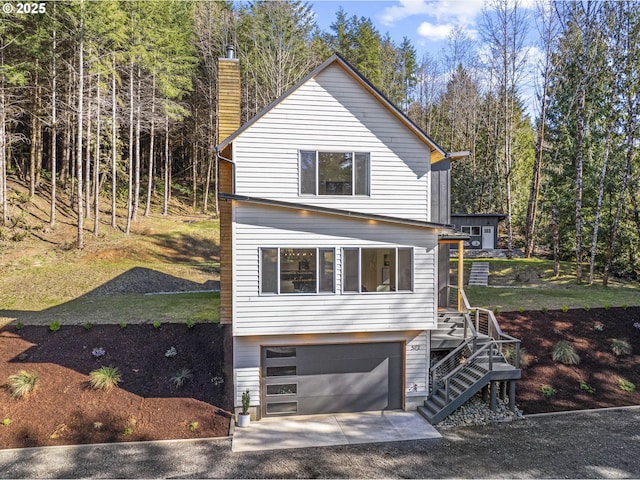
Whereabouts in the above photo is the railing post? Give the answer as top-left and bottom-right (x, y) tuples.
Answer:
(457, 240), (464, 311)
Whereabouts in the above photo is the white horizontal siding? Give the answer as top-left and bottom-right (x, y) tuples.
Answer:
(233, 331), (428, 409)
(232, 203), (438, 338)
(232, 63), (431, 222)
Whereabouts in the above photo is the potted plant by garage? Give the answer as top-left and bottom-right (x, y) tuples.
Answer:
(237, 389), (251, 427)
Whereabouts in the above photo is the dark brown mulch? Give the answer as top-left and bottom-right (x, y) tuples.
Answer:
(498, 307), (640, 414)
(0, 323), (233, 450)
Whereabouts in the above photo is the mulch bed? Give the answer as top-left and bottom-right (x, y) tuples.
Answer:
(498, 307), (640, 414)
(1, 308), (639, 449)
(0, 323), (233, 449)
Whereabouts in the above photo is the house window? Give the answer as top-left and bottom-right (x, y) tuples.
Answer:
(343, 247), (413, 293)
(260, 248), (335, 294)
(300, 151), (370, 196)
(461, 225), (481, 236)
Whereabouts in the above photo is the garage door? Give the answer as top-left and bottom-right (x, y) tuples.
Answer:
(261, 342), (403, 417)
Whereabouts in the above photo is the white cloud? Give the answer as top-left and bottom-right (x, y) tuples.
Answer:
(417, 21), (454, 41)
(379, 0), (431, 26)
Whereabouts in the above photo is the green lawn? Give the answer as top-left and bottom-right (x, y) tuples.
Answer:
(453, 258), (640, 312)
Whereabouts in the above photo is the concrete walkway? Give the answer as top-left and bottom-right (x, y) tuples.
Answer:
(232, 410), (441, 452)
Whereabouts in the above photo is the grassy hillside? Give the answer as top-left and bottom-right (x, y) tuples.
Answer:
(454, 258), (640, 311)
(0, 178), (220, 327)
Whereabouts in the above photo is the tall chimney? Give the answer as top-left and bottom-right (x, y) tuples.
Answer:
(217, 44), (241, 144)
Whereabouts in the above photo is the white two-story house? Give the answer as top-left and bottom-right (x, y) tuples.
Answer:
(216, 48), (520, 423)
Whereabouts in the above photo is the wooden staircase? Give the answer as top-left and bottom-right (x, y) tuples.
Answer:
(421, 291), (521, 424)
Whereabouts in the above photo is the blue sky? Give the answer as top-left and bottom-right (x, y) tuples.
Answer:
(310, 0), (488, 59)
(309, 0), (541, 117)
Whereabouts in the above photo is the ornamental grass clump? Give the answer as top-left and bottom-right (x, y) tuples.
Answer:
(611, 339), (632, 357)
(89, 366), (121, 390)
(552, 341), (580, 365)
(8, 370), (39, 399)
(170, 368), (193, 388)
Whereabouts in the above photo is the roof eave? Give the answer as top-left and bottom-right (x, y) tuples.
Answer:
(218, 193), (453, 231)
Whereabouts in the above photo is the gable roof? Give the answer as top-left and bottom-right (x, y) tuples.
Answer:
(216, 53), (451, 161)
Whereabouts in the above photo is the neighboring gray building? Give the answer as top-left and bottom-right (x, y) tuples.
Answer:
(451, 214), (505, 250)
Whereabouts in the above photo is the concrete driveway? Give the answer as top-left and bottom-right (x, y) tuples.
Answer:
(2, 407), (640, 478)
(232, 410), (441, 452)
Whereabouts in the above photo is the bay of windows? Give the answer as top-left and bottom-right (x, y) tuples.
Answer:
(260, 247), (414, 295)
(300, 151), (370, 196)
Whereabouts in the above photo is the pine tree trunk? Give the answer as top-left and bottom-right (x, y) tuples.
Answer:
(132, 67), (141, 222)
(84, 85), (92, 219)
(111, 53), (117, 229)
(163, 114), (169, 216)
(76, 4), (85, 249)
(93, 75), (101, 235)
(125, 61), (134, 235)
(552, 205), (559, 277)
(192, 141), (198, 210)
(50, 17), (57, 228)
(144, 73), (156, 217)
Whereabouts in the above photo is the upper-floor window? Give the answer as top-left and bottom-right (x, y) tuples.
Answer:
(261, 247), (335, 295)
(343, 247), (413, 293)
(300, 151), (370, 196)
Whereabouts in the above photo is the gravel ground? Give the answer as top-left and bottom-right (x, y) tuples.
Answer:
(2, 407), (639, 478)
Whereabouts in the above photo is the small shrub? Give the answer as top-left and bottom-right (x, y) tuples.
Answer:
(91, 347), (106, 358)
(540, 384), (556, 398)
(153, 321), (161, 329)
(579, 381), (595, 394)
(122, 426), (133, 436)
(186, 318), (196, 329)
(15, 322), (24, 331)
(212, 376), (224, 386)
(8, 370), (39, 398)
(622, 303), (629, 310)
(518, 307), (524, 313)
(552, 341), (580, 365)
(170, 368), (193, 388)
(503, 345), (530, 367)
(242, 389), (251, 415)
(83, 322), (93, 330)
(604, 304), (611, 310)
(493, 307), (501, 315)
(2, 418), (11, 426)
(89, 366), (121, 390)
(541, 307), (548, 314)
(593, 322), (604, 332)
(119, 321), (127, 329)
(633, 322), (640, 330)
(583, 305), (590, 312)
(165, 346), (177, 358)
(188, 421), (199, 432)
(560, 305), (569, 313)
(49, 321), (61, 332)
(611, 339), (632, 357)
(618, 378), (636, 392)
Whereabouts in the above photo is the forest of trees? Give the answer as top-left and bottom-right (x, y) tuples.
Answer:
(1, 0), (639, 283)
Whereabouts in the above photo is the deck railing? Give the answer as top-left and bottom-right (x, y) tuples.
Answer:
(472, 307), (521, 368)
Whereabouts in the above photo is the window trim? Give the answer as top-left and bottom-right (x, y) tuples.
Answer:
(299, 150), (370, 197)
(342, 247), (414, 294)
(260, 247), (336, 296)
